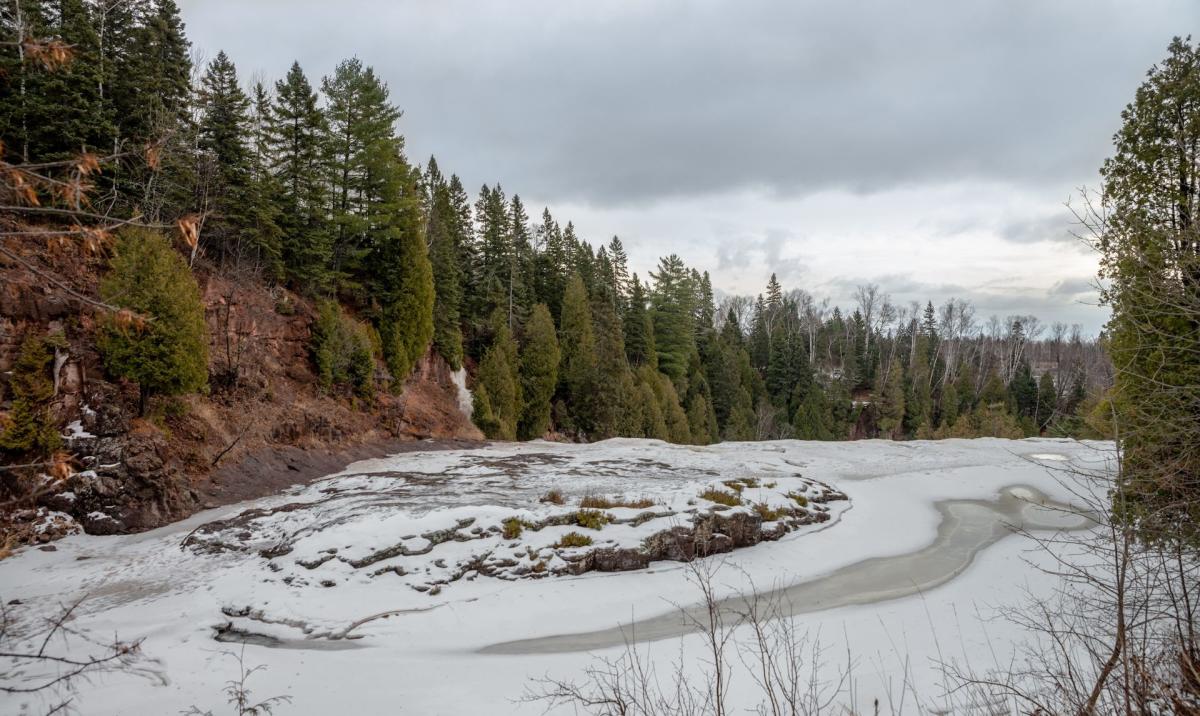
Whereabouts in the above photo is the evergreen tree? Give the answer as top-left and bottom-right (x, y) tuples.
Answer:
(371, 151), (434, 385)
(1036, 371), (1058, 431)
(97, 230), (208, 414)
(624, 275), (655, 366)
(475, 317), (520, 440)
(123, 0), (191, 147)
(590, 291), (632, 438)
(425, 158), (464, 368)
(519, 304), (559, 439)
(505, 194), (534, 327)
(31, 0), (109, 159)
(649, 255), (696, 384)
(268, 61), (330, 289)
(470, 183), (510, 331)
(322, 58), (402, 287)
(0, 333), (62, 456)
(197, 51), (277, 269)
(311, 299), (375, 399)
(1098, 36), (1200, 530)
(876, 364), (905, 439)
(558, 274), (598, 435)
(607, 236), (631, 308)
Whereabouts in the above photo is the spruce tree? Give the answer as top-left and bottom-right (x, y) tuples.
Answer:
(197, 51), (267, 268)
(322, 58), (402, 287)
(558, 274), (598, 435)
(518, 304), (559, 439)
(1036, 371), (1057, 431)
(649, 255), (696, 384)
(425, 158), (465, 368)
(269, 61), (330, 289)
(30, 0), (109, 159)
(123, 0), (191, 146)
(590, 289), (632, 438)
(624, 275), (654, 366)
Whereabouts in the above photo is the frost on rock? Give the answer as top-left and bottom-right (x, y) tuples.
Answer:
(182, 440), (850, 595)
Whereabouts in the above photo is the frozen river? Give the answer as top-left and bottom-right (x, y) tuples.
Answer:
(0, 437), (1113, 715)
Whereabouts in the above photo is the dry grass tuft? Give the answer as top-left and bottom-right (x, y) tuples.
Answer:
(540, 489), (565, 505)
(700, 488), (743, 507)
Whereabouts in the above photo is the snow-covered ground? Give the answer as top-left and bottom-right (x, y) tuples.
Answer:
(0, 437), (1113, 714)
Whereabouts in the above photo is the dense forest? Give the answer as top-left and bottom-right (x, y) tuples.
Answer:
(0, 0), (1110, 456)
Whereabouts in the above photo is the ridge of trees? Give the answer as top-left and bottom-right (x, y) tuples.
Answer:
(1, 0), (1110, 451)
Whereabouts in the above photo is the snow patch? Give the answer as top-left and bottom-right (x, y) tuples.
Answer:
(450, 367), (473, 417)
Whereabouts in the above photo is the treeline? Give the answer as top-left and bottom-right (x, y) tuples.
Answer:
(2, 0), (432, 395)
(0, 1), (1109, 447)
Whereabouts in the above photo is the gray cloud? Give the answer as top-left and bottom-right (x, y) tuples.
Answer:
(179, 0), (1196, 206)
(716, 229), (806, 283)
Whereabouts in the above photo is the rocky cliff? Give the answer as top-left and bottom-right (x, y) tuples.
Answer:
(0, 236), (481, 544)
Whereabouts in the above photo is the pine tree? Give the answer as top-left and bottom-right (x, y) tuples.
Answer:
(607, 236), (631, 309)
(470, 183), (510, 332)
(0, 0), (52, 162)
(245, 81), (284, 278)
(519, 304), (559, 439)
(311, 299), (375, 399)
(269, 61), (330, 289)
(97, 230), (208, 414)
(532, 209), (566, 320)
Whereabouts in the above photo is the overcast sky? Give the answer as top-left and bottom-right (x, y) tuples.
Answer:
(179, 0), (1198, 335)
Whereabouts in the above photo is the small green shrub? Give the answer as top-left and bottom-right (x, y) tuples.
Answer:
(0, 333), (61, 456)
(97, 229), (208, 415)
(556, 531), (593, 548)
(502, 517), (524, 540)
(540, 489), (565, 505)
(699, 488), (743, 507)
(311, 299), (376, 399)
(575, 509), (612, 530)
